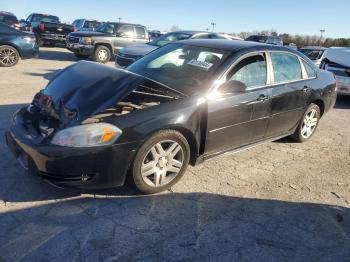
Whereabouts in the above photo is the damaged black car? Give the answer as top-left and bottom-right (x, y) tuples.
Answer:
(6, 40), (337, 194)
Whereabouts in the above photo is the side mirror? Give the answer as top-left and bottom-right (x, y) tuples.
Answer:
(218, 80), (247, 95)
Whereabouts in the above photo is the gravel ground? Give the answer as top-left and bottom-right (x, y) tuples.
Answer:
(0, 47), (349, 262)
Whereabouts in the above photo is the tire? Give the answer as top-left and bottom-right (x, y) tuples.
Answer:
(74, 53), (90, 60)
(35, 35), (43, 47)
(291, 103), (321, 142)
(131, 130), (190, 194)
(0, 45), (20, 67)
(94, 45), (111, 63)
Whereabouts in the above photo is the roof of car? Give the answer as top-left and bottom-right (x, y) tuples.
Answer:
(178, 39), (309, 55)
(170, 30), (206, 35)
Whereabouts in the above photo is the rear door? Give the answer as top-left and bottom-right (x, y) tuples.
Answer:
(205, 52), (272, 155)
(265, 52), (311, 138)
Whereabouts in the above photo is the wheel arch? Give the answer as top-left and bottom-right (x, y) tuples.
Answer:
(312, 99), (325, 118)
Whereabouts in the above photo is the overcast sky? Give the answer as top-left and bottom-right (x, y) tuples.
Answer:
(2, 0), (349, 38)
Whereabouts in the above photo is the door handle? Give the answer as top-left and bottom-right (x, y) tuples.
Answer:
(257, 94), (269, 102)
(303, 86), (311, 92)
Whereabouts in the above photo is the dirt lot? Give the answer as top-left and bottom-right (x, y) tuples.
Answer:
(0, 47), (349, 261)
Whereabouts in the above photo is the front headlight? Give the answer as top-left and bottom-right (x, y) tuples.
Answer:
(51, 123), (122, 147)
(79, 37), (92, 45)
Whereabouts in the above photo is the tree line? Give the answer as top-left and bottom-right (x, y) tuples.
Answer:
(231, 30), (350, 48)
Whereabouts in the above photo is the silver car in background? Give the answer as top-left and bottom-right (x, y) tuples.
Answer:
(320, 47), (350, 96)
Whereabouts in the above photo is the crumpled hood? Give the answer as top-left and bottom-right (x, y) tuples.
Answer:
(119, 44), (158, 57)
(39, 61), (145, 126)
(324, 47), (350, 68)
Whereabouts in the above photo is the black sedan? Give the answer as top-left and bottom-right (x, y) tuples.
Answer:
(0, 22), (38, 67)
(6, 40), (337, 194)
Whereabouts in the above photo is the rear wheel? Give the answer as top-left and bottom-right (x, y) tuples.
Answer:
(131, 130), (190, 194)
(0, 45), (20, 67)
(94, 45), (111, 63)
(291, 103), (320, 142)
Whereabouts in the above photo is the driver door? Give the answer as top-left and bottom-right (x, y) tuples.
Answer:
(205, 52), (272, 155)
(113, 25), (137, 52)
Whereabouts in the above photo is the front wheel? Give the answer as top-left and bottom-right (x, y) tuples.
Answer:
(291, 103), (321, 142)
(0, 45), (20, 67)
(131, 130), (190, 194)
(94, 45), (111, 63)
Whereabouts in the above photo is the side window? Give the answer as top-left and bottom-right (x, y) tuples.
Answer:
(118, 25), (135, 38)
(209, 34), (229, 39)
(26, 15), (32, 22)
(302, 60), (316, 78)
(228, 54), (267, 88)
(135, 26), (146, 39)
(271, 53), (302, 83)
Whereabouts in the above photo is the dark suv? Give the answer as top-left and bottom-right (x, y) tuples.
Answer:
(0, 11), (31, 32)
(67, 22), (149, 63)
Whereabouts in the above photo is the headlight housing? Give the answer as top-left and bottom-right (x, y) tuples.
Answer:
(79, 37), (92, 45)
(51, 123), (122, 147)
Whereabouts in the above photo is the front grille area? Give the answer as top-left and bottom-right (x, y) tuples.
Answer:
(116, 55), (137, 67)
(68, 36), (80, 44)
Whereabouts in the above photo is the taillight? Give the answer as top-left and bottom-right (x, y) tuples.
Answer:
(39, 23), (45, 32)
(73, 26), (77, 32)
(333, 73), (338, 91)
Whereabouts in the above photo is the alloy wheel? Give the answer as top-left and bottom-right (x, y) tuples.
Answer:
(301, 108), (318, 139)
(141, 140), (184, 187)
(0, 47), (18, 66)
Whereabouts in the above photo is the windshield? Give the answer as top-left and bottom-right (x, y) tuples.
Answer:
(96, 23), (116, 34)
(300, 49), (325, 60)
(84, 20), (101, 29)
(127, 43), (230, 94)
(150, 32), (192, 47)
(34, 15), (59, 23)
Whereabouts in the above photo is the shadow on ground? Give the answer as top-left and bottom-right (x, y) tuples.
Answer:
(37, 49), (79, 62)
(334, 95), (350, 109)
(1, 102), (349, 261)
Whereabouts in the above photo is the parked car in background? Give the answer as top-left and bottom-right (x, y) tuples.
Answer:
(23, 13), (75, 46)
(148, 30), (163, 41)
(6, 40), (336, 194)
(300, 46), (327, 67)
(116, 30), (235, 67)
(245, 35), (283, 46)
(0, 11), (31, 32)
(0, 22), (38, 67)
(67, 22), (149, 63)
(72, 19), (101, 31)
(320, 47), (350, 96)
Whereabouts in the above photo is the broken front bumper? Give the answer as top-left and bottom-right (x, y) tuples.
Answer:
(5, 121), (140, 190)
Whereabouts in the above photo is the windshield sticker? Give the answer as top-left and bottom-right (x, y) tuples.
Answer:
(187, 59), (213, 70)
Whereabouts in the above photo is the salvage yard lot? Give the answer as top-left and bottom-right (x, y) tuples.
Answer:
(0, 47), (350, 261)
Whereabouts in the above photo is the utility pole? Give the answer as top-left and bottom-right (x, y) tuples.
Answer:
(211, 22), (216, 32)
(320, 29), (325, 42)
(118, 17), (122, 23)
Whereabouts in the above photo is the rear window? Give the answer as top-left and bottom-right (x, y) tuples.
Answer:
(150, 32), (191, 47)
(135, 26), (147, 39)
(33, 15), (59, 23)
(83, 20), (100, 29)
(246, 35), (268, 43)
